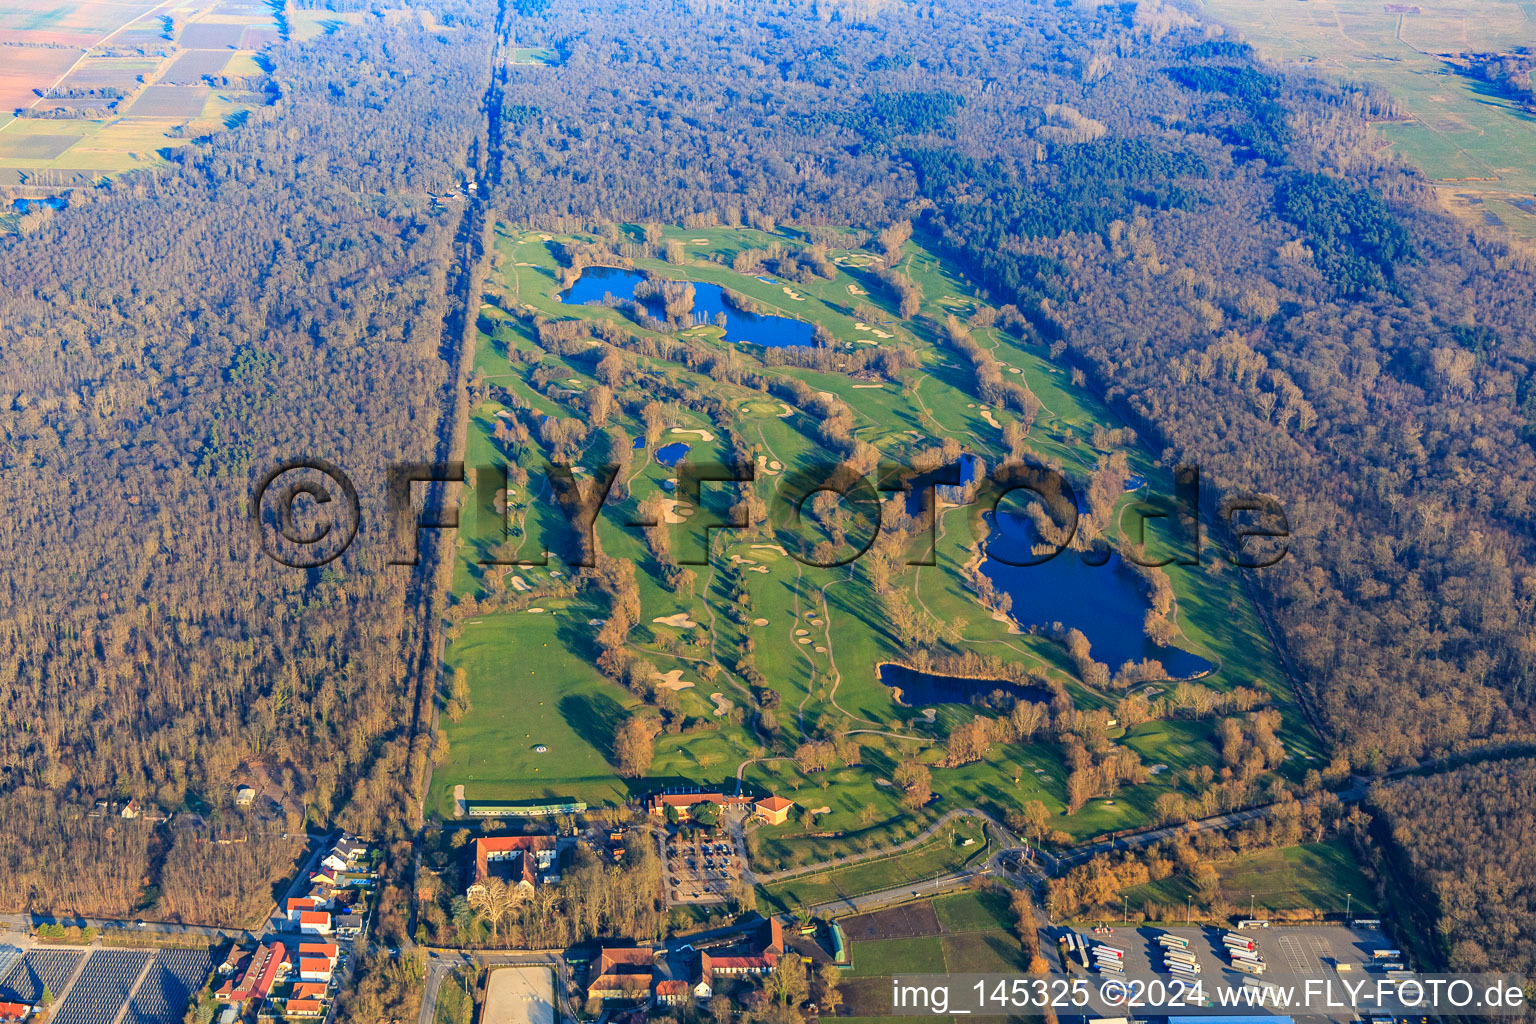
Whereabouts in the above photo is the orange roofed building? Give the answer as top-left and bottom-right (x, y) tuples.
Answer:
(586, 947), (658, 1004)
(754, 796), (794, 825)
(467, 835), (559, 897)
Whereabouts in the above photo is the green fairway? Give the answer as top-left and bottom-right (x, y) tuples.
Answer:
(436, 220), (1305, 848)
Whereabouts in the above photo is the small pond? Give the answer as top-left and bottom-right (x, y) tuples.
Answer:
(13, 196), (66, 214)
(654, 442), (691, 467)
(561, 266), (817, 348)
(878, 662), (1053, 707)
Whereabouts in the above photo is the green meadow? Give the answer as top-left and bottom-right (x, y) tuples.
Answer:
(1201, 0), (1536, 239)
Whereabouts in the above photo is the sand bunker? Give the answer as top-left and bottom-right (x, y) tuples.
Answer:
(794, 628), (809, 636)
(729, 554), (758, 565)
(814, 645), (827, 653)
(752, 543), (789, 556)
(749, 565), (768, 573)
(752, 617), (769, 626)
(847, 284), (867, 295)
(691, 237), (710, 243)
(655, 669), (695, 691)
(710, 692), (733, 716)
(755, 455), (781, 477)
(854, 322), (869, 331)
(781, 286), (805, 300)
(1008, 366), (1022, 374)
(810, 806), (830, 815)
(979, 407), (1001, 428)
(526, 607), (545, 613)
(658, 499), (695, 524)
(510, 576), (530, 592)
(653, 613), (699, 629)
(798, 637), (812, 645)
(777, 403), (795, 417)
(852, 383), (884, 389)
(671, 426), (717, 441)
(872, 329), (892, 338)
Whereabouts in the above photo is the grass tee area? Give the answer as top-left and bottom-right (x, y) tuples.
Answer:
(434, 221), (1316, 865)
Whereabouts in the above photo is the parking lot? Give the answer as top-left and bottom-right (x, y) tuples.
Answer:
(662, 835), (743, 904)
(1061, 923), (1403, 1024)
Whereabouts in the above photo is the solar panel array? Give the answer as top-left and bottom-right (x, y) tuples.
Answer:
(0, 947), (21, 987)
(124, 947), (216, 1024)
(50, 948), (152, 1024)
(0, 948), (84, 1004)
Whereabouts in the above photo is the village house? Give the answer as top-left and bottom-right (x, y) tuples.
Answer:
(214, 941), (287, 1006)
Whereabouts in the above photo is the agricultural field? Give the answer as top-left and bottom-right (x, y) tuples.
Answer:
(837, 889), (1034, 1015)
(0, 0), (275, 188)
(1202, 0), (1536, 238)
(434, 221), (1315, 858)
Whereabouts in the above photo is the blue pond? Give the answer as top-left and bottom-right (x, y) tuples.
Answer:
(561, 266), (817, 348)
(632, 437), (647, 449)
(902, 452), (984, 518)
(13, 196), (66, 214)
(980, 510), (1212, 680)
(654, 442), (691, 467)
(878, 662), (1053, 707)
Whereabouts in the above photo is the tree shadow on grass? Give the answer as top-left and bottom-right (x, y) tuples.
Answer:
(559, 691), (626, 763)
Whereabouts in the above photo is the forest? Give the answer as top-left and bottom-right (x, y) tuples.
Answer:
(0, 0), (492, 915)
(1368, 759), (1536, 978)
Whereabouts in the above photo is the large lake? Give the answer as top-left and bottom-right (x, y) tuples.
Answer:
(561, 266), (817, 348)
(979, 509), (1213, 679)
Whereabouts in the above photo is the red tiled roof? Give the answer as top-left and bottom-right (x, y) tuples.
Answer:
(587, 975), (653, 995)
(473, 835), (556, 886)
(756, 796), (794, 812)
(595, 947), (655, 973)
(655, 980), (689, 995)
(250, 941), (286, 1001)
(298, 911), (330, 925)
